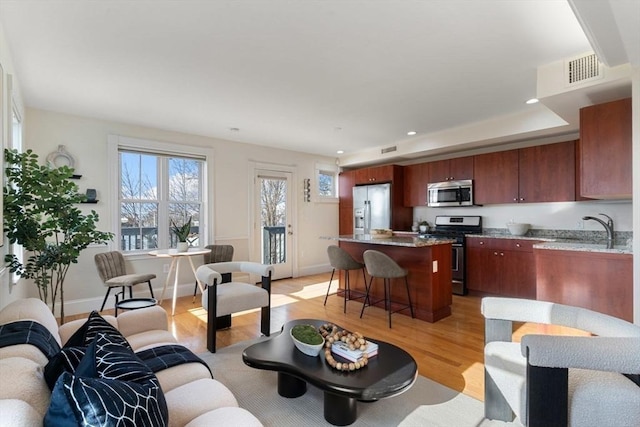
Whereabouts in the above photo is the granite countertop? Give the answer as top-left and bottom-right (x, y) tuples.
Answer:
(322, 234), (455, 248)
(466, 233), (632, 254)
(532, 241), (632, 255)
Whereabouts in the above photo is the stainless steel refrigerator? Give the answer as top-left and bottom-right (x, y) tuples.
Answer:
(353, 183), (391, 235)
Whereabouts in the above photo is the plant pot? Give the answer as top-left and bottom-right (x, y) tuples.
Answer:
(419, 225), (428, 233)
(177, 241), (189, 252)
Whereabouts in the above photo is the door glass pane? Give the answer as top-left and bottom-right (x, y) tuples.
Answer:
(260, 176), (287, 265)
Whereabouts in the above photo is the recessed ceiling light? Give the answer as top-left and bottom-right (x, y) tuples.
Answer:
(337, 150), (344, 154)
(525, 98), (539, 104)
(407, 131), (417, 136)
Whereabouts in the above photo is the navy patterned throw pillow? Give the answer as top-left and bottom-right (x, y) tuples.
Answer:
(64, 310), (130, 349)
(43, 346), (87, 390)
(44, 333), (168, 427)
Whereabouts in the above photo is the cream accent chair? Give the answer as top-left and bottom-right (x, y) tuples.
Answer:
(196, 262), (274, 353)
(481, 297), (640, 427)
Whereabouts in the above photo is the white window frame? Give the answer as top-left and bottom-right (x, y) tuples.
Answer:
(315, 161), (339, 203)
(107, 135), (215, 257)
(9, 97), (23, 284)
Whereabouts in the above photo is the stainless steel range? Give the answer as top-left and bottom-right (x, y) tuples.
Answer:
(419, 215), (482, 296)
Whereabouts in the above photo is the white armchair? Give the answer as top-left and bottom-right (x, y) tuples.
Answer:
(196, 262), (274, 353)
(481, 297), (640, 427)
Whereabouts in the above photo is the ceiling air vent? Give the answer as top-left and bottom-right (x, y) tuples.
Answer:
(381, 146), (397, 154)
(566, 53), (602, 86)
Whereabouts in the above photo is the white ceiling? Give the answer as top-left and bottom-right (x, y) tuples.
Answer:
(0, 1), (636, 164)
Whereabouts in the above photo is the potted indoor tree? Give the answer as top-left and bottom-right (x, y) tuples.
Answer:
(3, 148), (114, 323)
(171, 216), (192, 252)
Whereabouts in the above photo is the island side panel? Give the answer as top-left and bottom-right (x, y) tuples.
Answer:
(339, 241), (452, 322)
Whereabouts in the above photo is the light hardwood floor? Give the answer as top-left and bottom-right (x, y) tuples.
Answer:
(78, 272), (575, 402)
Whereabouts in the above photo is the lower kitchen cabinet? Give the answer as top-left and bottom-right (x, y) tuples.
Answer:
(535, 249), (632, 322)
(466, 237), (538, 299)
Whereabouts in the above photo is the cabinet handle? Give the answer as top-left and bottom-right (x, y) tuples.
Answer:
(519, 197), (524, 201)
(516, 243), (521, 248)
(449, 176), (454, 180)
(479, 241), (484, 245)
(493, 252), (498, 256)
(500, 252), (504, 256)
(513, 197), (518, 201)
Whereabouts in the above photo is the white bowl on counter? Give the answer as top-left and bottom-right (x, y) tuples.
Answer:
(507, 223), (530, 236)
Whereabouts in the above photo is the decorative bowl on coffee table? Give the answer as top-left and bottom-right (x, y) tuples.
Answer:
(290, 327), (325, 357)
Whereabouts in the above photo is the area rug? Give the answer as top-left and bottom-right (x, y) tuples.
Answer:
(198, 339), (523, 427)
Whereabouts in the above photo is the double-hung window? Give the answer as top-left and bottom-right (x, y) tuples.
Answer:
(109, 136), (212, 254)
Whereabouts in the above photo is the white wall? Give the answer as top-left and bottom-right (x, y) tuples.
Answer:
(2, 108), (338, 315)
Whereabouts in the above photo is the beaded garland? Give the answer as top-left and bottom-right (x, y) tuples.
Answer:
(319, 323), (369, 371)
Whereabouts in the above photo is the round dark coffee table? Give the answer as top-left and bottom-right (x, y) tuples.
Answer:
(242, 319), (417, 426)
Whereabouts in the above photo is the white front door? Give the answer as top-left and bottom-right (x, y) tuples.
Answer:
(253, 169), (294, 280)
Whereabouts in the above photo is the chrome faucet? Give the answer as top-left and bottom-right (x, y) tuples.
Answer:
(582, 213), (614, 249)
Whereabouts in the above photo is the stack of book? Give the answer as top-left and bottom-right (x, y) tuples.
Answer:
(331, 340), (379, 362)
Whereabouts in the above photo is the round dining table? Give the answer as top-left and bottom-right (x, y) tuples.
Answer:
(149, 248), (210, 316)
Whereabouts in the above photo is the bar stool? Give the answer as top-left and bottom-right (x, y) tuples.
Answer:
(324, 245), (367, 313)
(360, 249), (414, 328)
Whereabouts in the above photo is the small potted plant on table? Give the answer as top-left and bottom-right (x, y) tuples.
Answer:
(171, 216), (192, 252)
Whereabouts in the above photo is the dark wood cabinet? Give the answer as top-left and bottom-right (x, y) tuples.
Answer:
(579, 97), (632, 199)
(403, 162), (429, 207)
(473, 150), (519, 205)
(518, 141), (576, 203)
(339, 170), (355, 207)
(535, 249), (633, 322)
(467, 237), (538, 299)
(428, 156), (474, 183)
(354, 165), (394, 184)
(474, 142), (576, 205)
(338, 171), (355, 234)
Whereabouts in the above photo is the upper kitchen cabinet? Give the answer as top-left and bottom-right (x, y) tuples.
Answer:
(354, 165), (395, 184)
(403, 162), (429, 207)
(579, 97), (632, 199)
(339, 170), (356, 207)
(518, 141), (576, 203)
(428, 156), (474, 183)
(474, 141), (576, 205)
(473, 150), (519, 205)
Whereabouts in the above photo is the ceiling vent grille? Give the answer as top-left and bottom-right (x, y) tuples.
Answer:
(566, 53), (602, 85)
(381, 146), (397, 154)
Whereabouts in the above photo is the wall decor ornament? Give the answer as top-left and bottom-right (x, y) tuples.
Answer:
(46, 144), (75, 169)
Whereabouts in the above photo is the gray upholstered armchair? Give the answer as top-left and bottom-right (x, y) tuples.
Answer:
(481, 297), (640, 427)
(196, 262), (274, 353)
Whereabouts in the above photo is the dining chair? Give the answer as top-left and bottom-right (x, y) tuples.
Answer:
(94, 251), (156, 314)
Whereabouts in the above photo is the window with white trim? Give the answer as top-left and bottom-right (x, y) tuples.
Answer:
(109, 136), (212, 253)
(10, 101), (23, 283)
(315, 161), (338, 200)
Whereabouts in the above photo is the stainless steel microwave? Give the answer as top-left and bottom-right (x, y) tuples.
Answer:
(427, 180), (473, 207)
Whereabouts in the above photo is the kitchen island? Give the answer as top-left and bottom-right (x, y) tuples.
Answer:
(323, 234), (453, 322)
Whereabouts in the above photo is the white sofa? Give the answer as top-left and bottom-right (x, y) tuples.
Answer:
(0, 298), (262, 427)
